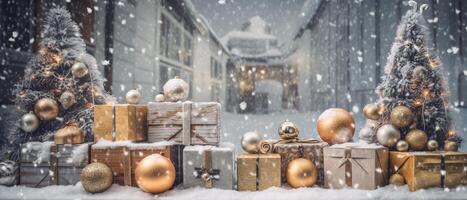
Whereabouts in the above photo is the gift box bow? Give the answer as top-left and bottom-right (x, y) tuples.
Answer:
(193, 147), (220, 188)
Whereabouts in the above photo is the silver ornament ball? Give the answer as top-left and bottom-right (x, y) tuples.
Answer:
(396, 140), (409, 152)
(427, 140), (439, 151)
(71, 62), (88, 78)
(155, 94), (165, 102)
(126, 89), (141, 104)
(359, 127), (376, 143)
(59, 91), (76, 109)
(163, 77), (189, 102)
(376, 124), (401, 147)
(241, 131), (262, 153)
(21, 113), (39, 132)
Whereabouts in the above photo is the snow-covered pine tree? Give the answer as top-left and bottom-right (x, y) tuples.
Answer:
(1, 7), (109, 161)
(374, 1), (459, 148)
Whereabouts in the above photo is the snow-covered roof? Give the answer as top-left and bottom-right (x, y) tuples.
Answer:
(220, 30), (277, 46)
(241, 16), (272, 34)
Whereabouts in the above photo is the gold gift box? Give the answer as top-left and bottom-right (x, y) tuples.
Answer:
(237, 154), (281, 191)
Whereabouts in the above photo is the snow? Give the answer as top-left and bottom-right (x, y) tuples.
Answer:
(21, 141), (54, 164)
(92, 140), (176, 150)
(330, 142), (384, 149)
(69, 143), (90, 164)
(220, 30), (277, 46)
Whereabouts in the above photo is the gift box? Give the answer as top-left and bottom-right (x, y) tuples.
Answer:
(272, 139), (328, 186)
(183, 145), (234, 189)
(389, 151), (467, 191)
(237, 154), (281, 191)
(147, 102), (220, 145)
(90, 141), (183, 186)
(93, 104), (147, 142)
(323, 143), (388, 190)
(19, 142), (91, 187)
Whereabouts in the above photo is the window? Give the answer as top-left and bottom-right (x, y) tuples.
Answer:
(459, 72), (467, 107)
(210, 57), (222, 79)
(159, 12), (193, 67)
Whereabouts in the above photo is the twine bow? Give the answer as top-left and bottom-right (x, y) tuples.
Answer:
(194, 148), (220, 188)
(257, 138), (321, 154)
(332, 148), (369, 187)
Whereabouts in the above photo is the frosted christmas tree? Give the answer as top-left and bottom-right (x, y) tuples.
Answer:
(1, 7), (108, 161)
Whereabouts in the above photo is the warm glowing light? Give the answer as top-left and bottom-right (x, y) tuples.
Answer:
(414, 99), (423, 106)
(447, 129), (456, 138)
(422, 89), (430, 98)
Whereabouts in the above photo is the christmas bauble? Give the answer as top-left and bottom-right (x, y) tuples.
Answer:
(39, 48), (63, 68)
(71, 62), (88, 78)
(241, 131), (262, 153)
(286, 158), (317, 188)
(363, 103), (381, 120)
(389, 174), (405, 186)
(317, 108), (355, 144)
(390, 106), (414, 128)
(0, 160), (18, 186)
(444, 141), (458, 152)
(54, 125), (85, 144)
(80, 162), (113, 193)
(59, 91), (76, 109)
(126, 89), (141, 104)
(359, 127), (376, 143)
(376, 124), (400, 147)
(135, 154), (176, 193)
(21, 112), (39, 132)
(405, 129), (428, 151)
(163, 77), (189, 102)
(155, 94), (165, 102)
(34, 98), (59, 121)
(426, 140), (439, 151)
(278, 120), (299, 140)
(396, 140), (409, 152)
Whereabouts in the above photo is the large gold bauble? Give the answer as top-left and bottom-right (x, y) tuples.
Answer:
(163, 77), (189, 102)
(363, 103), (381, 120)
(444, 141), (458, 152)
(390, 106), (414, 128)
(426, 140), (439, 151)
(316, 108), (355, 145)
(241, 131), (262, 153)
(405, 129), (428, 151)
(135, 154), (175, 193)
(54, 125), (85, 144)
(278, 120), (299, 140)
(80, 162), (113, 193)
(34, 98), (59, 121)
(286, 158), (317, 188)
(389, 173), (405, 186)
(396, 140), (409, 152)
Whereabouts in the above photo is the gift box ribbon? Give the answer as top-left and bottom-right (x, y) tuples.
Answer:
(258, 138), (321, 154)
(194, 147), (220, 188)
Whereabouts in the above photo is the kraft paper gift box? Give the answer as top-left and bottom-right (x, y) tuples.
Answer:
(147, 102), (221, 145)
(19, 142), (91, 187)
(90, 140), (183, 186)
(323, 143), (388, 190)
(183, 145), (234, 189)
(389, 151), (467, 191)
(237, 154), (281, 191)
(272, 138), (328, 186)
(93, 104), (147, 142)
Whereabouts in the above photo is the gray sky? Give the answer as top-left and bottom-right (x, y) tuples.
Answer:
(191, 0), (307, 44)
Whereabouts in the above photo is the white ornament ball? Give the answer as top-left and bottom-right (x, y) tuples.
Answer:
(241, 131), (262, 154)
(126, 89), (141, 104)
(376, 124), (401, 147)
(59, 91), (76, 109)
(155, 94), (165, 102)
(359, 127), (376, 143)
(71, 62), (88, 78)
(163, 77), (189, 102)
(21, 113), (39, 132)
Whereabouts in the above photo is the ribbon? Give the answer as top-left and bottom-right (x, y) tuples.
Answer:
(333, 147), (369, 187)
(257, 138), (321, 154)
(164, 102), (210, 145)
(194, 148), (220, 188)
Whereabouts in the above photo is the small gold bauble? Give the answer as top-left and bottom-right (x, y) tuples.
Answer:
(405, 129), (428, 151)
(396, 140), (409, 152)
(34, 98), (59, 121)
(363, 103), (381, 120)
(241, 131), (262, 153)
(426, 140), (439, 151)
(135, 154), (176, 193)
(278, 120), (299, 140)
(80, 162), (113, 193)
(317, 108), (355, 144)
(376, 124), (400, 147)
(163, 77), (189, 102)
(286, 158), (317, 188)
(71, 62), (88, 78)
(444, 141), (458, 152)
(59, 91), (76, 109)
(389, 174), (405, 186)
(54, 125), (85, 144)
(126, 89), (141, 104)
(390, 106), (414, 128)
(155, 94), (165, 102)
(21, 112), (39, 132)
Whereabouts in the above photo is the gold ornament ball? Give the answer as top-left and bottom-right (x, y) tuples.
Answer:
(444, 141), (458, 152)
(34, 98), (59, 121)
(396, 140), (409, 152)
(59, 91), (76, 109)
(54, 125), (85, 144)
(316, 108), (355, 145)
(241, 131), (262, 153)
(376, 124), (401, 147)
(389, 174), (405, 186)
(286, 158), (317, 188)
(390, 106), (414, 128)
(71, 62), (88, 78)
(21, 112), (39, 132)
(278, 120), (299, 140)
(126, 89), (141, 104)
(405, 129), (428, 151)
(155, 94), (165, 102)
(363, 103), (381, 120)
(163, 77), (189, 102)
(80, 162), (113, 193)
(426, 140), (439, 151)
(135, 154), (176, 193)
